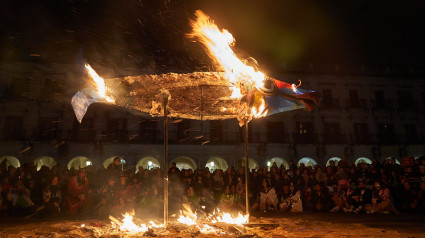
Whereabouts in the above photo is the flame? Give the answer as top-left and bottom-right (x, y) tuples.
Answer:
(210, 208), (248, 225)
(176, 204), (247, 234)
(109, 211), (163, 234)
(189, 10), (266, 100)
(85, 64), (115, 103)
(177, 204), (198, 226)
(250, 98), (268, 118)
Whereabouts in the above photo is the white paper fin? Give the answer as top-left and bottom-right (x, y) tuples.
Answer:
(71, 90), (100, 123)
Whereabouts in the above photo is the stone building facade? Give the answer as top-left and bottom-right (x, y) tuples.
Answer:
(0, 60), (424, 171)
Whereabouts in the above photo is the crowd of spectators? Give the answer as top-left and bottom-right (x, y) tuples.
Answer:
(0, 156), (424, 219)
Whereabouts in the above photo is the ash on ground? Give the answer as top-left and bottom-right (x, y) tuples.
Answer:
(0, 215), (408, 238)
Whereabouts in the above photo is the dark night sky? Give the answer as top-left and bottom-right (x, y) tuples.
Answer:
(1, 0), (424, 71)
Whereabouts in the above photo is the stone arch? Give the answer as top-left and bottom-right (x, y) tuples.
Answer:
(0, 156), (20, 169)
(326, 157), (342, 166)
(34, 156), (57, 171)
(267, 157), (289, 170)
(135, 157), (160, 172)
(171, 157), (197, 171)
(355, 157), (372, 166)
(103, 156), (127, 170)
(297, 157), (318, 167)
(67, 156), (92, 170)
(239, 158), (258, 171)
(205, 157), (228, 172)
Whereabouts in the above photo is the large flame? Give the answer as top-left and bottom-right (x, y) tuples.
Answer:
(108, 206), (247, 235)
(109, 211), (163, 234)
(189, 10), (266, 99)
(210, 208), (249, 225)
(85, 64), (115, 103)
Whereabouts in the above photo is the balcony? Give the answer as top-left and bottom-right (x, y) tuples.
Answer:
(378, 134), (400, 145)
(323, 134), (347, 144)
(70, 129), (95, 142)
(320, 98), (340, 110)
(293, 133), (318, 144)
(346, 99), (368, 109)
(371, 100), (393, 111)
(351, 134), (374, 145)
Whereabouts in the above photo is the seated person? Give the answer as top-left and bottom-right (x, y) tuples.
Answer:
(365, 181), (399, 214)
(310, 183), (330, 212)
(259, 179), (278, 212)
(348, 179), (372, 213)
(95, 176), (123, 217)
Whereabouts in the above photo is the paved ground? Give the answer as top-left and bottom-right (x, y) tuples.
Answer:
(0, 212), (424, 237)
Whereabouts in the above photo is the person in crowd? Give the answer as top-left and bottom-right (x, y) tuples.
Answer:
(122, 176), (141, 212)
(348, 179), (372, 213)
(183, 186), (199, 211)
(65, 168), (89, 216)
(330, 179), (351, 212)
(335, 167), (348, 181)
(218, 185), (235, 211)
(212, 169), (225, 203)
(95, 176), (123, 217)
(26, 176), (62, 218)
(315, 167), (327, 186)
(416, 180), (425, 213)
(107, 157), (122, 179)
(259, 178), (278, 212)
(398, 179), (418, 213)
(9, 180), (35, 216)
(310, 182), (330, 212)
(327, 160), (338, 176)
(0, 184), (7, 216)
(365, 181), (399, 214)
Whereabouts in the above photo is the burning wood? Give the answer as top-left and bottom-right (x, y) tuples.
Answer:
(101, 205), (252, 236)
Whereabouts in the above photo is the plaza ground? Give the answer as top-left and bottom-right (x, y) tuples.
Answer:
(0, 212), (424, 237)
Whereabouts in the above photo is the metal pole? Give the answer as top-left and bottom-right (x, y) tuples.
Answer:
(244, 120), (250, 223)
(163, 97), (169, 227)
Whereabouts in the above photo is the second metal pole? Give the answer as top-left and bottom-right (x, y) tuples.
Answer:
(244, 121), (250, 223)
(163, 97), (169, 227)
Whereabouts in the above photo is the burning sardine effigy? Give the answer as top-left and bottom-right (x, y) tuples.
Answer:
(71, 10), (320, 125)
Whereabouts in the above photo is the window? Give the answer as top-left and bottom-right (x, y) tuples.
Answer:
(322, 89), (335, 108)
(9, 77), (31, 100)
(378, 123), (395, 144)
(140, 120), (157, 143)
(349, 90), (360, 108)
(106, 118), (127, 142)
(72, 117), (94, 142)
(267, 121), (285, 143)
(354, 123), (369, 144)
(177, 119), (190, 143)
(323, 123), (343, 143)
(398, 91), (414, 110)
(39, 117), (60, 140)
(296, 122), (313, 135)
(2, 116), (23, 140)
(41, 78), (64, 102)
(239, 122), (253, 142)
(405, 124), (419, 144)
(210, 120), (222, 143)
(374, 91), (386, 108)
(294, 122), (315, 143)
